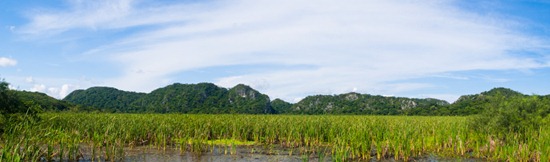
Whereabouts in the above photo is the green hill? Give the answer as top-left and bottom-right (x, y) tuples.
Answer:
(407, 87), (526, 115)
(290, 92), (449, 115)
(63, 87), (146, 112)
(64, 83), (274, 114)
(13, 91), (73, 111)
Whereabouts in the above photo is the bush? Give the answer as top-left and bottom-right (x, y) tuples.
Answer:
(471, 95), (550, 141)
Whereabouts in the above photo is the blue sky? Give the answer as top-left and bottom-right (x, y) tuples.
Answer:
(1, 0), (550, 103)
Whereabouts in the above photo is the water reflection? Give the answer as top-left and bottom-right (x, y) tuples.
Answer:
(74, 146), (481, 162)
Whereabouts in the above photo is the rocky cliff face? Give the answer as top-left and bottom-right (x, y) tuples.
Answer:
(228, 84), (273, 114)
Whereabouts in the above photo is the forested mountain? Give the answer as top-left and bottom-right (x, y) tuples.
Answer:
(406, 87), (526, 115)
(129, 83), (227, 113)
(64, 87), (145, 112)
(289, 92), (449, 115)
(64, 83), (274, 113)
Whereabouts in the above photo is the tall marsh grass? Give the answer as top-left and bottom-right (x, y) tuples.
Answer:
(1, 113), (549, 161)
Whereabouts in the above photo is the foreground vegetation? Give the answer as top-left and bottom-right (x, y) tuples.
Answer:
(1, 113), (549, 161)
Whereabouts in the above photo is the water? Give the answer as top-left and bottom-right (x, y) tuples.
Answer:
(74, 145), (331, 162)
(122, 146), (324, 162)
(65, 146), (483, 162)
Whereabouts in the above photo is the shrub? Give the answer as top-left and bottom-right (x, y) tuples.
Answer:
(471, 95), (550, 141)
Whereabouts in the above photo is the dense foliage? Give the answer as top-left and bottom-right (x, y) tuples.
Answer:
(471, 95), (550, 141)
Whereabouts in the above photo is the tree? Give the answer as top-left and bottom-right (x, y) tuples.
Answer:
(0, 80), (24, 115)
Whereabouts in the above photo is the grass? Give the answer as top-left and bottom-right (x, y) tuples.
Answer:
(0, 113), (549, 161)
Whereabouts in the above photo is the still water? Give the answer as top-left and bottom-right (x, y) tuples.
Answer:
(69, 146), (482, 162)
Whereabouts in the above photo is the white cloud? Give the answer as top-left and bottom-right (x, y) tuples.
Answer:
(43, 84), (78, 99)
(21, 0), (550, 102)
(0, 57), (17, 67)
(30, 84), (46, 92)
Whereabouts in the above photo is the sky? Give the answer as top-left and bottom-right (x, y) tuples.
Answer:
(1, 0), (550, 103)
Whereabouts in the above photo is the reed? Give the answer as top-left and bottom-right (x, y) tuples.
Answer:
(0, 113), (548, 161)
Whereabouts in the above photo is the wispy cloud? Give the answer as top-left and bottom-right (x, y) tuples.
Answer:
(20, 0), (550, 102)
(0, 57), (17, 67)
(20, 0), (133, 35)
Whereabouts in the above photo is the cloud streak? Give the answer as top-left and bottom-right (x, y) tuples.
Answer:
(20, 0), (550, 102)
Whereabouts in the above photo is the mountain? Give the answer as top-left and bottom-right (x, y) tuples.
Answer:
(62, 84), (543, 115)
(132, 83), (233, 113)
(411, 87), (527, 116)
(64, 83), (274, 114)
(227, 84), (273, 114)
(290, 92), (449, 115)
(64, 87), (146, 112)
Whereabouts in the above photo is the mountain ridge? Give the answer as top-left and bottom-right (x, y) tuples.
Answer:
(61, 83), (537, 115)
